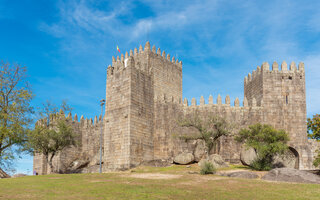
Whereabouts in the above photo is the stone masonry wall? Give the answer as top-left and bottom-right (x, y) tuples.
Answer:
(129, 51), (154, 167)
(181, 96), (264, 163)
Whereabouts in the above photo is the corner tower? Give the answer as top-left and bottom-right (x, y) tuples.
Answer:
(244, 61), (309, 168)
(244, 61), (306, 143)
(104, 42), (182, 170)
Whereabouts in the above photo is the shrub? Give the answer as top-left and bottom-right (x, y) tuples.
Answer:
(313, 150), (320, 167)
(250, 158), (272, 171)
(200, 161), (216, 175)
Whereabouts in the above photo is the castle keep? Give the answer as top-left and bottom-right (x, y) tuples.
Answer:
(33, 42), (319, 174)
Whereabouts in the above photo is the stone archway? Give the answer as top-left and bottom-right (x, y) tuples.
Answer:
(288, 147), (299, 169)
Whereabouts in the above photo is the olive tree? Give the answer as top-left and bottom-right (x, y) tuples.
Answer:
(178, 113), (233, 156)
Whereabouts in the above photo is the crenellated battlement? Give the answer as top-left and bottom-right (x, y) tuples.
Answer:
(106, 41), (182, 77)
(36, 112), (104, 130)
(244, 61), (305, 85)
(106, 41), (183, 109)
(182, 95), (262, 108)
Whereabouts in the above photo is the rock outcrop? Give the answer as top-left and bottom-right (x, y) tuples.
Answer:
(226, 171), (259, 179)
(219, 171), (259, 179)
(272, 150), (297, 169)
(262, 168), (320, 184)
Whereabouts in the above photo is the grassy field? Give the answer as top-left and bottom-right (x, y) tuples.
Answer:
(0, 164), (320, 200)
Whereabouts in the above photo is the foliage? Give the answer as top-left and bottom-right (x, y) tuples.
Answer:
(235, 123), (289, 171)
(313, 150), (320, 167)
(0, 147), (16, 174)
(0, 61), (33, 172)
(250, 157), (272, 171)
(27, 101), (76, 173)
(308, 115), (320, 167)
(200, 161), (216, 175)
(307, 114), (320, 140)
(178, 113), (233, 154)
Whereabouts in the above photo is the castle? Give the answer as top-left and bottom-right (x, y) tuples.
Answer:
(33, 42), (319, 174)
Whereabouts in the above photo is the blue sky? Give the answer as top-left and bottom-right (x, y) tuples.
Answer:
(1, 0), (320, 174)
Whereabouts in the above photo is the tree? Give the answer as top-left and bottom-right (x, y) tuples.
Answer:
(307, 114), (320, 167)
(27, 101), (76, 173)
(235, 123), (289, 171)
(307, 114), (320, 140)
(178, 113), (233, 156)
(0, 61), (33, 173)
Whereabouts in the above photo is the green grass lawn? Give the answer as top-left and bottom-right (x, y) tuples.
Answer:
(0, 164), (319, 200)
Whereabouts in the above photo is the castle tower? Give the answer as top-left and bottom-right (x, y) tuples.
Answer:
(244, 61), (309, 169)
(104, 42), (182, 170)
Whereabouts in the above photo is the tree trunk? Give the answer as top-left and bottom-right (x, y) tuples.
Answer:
(45, 153), (55, 174)
(44, 154), (49, 174)
(0, 167), (10, 178)
(48, 153), (55, 173)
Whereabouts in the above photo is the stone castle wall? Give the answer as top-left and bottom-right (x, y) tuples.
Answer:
(181, 97), (264, 163)
(33, 114), (104, 175)
(34, 42), (318, 174)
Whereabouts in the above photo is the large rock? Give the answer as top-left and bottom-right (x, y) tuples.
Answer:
(198, 154), (229, 168)
(209, 154), (229, 168)
(70, 158), (90, 171)
(262, 168), (320, 184)
(90, 153), (104, 166)
(194, 139), (206, 162)
(226, 171), (259, 179)
(240, 146), (257, 166)
(272, 150), (297, 169)
(174, 153), (194, 165)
